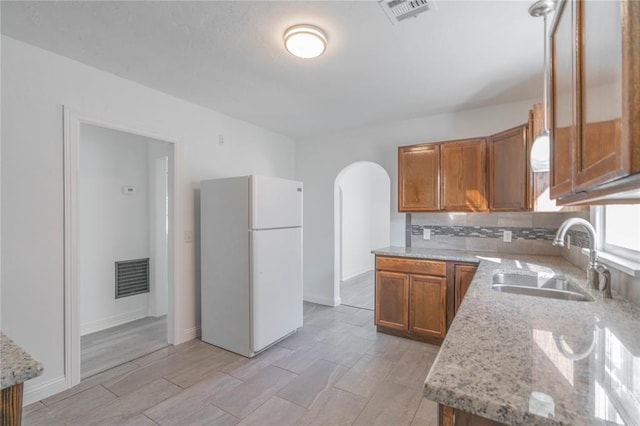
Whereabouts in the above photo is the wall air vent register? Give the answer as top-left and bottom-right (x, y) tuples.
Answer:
(115, 258), (150, 299)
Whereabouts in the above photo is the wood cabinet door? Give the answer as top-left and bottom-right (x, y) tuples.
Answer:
(398, 145), (440, 211)
(550, 0), (578, 199)
(440, 139), (488, 212)
(375, 271), (409, 331)
(409, 274), (447, 338)
(574, 0), (635, 190)
(454, 264), (477, 313)
(488, 124), (529, 211)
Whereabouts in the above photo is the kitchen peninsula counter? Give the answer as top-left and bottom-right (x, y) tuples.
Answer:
(1, 332), (43, 425)
(372, 247), (640, 425)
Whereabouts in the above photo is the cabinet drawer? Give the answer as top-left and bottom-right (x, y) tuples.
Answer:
(376, 256), (446, 276)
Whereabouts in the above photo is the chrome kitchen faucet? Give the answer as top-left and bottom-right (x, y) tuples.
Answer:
(552, 217), (611, 298)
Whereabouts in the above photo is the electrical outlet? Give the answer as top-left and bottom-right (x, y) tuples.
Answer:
(218, 134), (225, 145)
(184, 230), (194, 243)
(503, 230), (512, 243)
(423, 228), (431, 240)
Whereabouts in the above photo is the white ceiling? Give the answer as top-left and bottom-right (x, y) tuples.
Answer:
(1, 1), (544, 139)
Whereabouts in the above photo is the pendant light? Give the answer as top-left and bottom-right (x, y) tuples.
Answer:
(529, 0), (556, 172)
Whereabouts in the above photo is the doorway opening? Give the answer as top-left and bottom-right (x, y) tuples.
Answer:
(64, 108), (180, 389)
(334, 162), (390, 310)
(77, 123), (172, 379)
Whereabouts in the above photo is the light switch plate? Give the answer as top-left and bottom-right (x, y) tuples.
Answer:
(184, 230), (194, 243)
(503, 230), (512, 243)
(423, 228), (431, 240)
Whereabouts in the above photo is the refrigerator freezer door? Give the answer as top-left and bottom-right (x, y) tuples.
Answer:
(251, 175), (303, 230)
(251, 227), (303, 353)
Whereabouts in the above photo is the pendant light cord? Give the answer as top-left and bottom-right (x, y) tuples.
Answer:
(542, 12), (549, 132)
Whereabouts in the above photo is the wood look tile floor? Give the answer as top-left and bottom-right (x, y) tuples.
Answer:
(81, 315), (168, 379)
(340, 271), (375, 311)
(25, 303), (439, 426)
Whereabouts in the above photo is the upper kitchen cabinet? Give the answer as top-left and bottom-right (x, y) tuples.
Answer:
(398, 130), (534, 213)
(575, 0), (640, 191)
(550, 0), (578, 200)
(488, 124), (530, 211)
(440, 139), (488, 212)
(550, 0), (640, 204)
(398, 144), (440, 212)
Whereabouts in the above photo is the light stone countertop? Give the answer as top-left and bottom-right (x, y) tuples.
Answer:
(1, 332), (43, 389)
(373, 246), (640, 425)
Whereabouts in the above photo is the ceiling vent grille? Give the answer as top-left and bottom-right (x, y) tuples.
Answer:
(379, 0), (436, 24)
(115, 258), (150, 299)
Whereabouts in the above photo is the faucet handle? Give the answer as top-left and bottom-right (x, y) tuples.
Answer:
(595, 265), (612, 299)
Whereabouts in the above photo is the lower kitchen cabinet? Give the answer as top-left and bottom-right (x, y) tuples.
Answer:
(375, 255), (477, 344)
(453, 263), (478, 313)
(375, 256), (446, 344)
(439, 404), (507, 426)
(410, 274), (447, 338)
(375, 270), (409, 331)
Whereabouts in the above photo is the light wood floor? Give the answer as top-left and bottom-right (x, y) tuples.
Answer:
(341, 270), (374, 311)
(25, 303), (439, 426)
(81, 315), (168, 379)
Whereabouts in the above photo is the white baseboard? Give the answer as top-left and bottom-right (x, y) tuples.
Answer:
(23, 375), (67, 406)
(183, 326), (201, 341)
(303, 293), (339, 307)
(80, 308), (148, 335)
(342, 268), (373, 282)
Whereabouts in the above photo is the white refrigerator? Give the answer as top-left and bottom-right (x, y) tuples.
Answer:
(200, 175), (303, 357)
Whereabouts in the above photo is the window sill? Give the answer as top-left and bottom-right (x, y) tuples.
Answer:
(581, 248), (640, 278)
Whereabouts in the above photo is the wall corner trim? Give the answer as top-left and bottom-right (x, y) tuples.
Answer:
(183, 326), (201, 342)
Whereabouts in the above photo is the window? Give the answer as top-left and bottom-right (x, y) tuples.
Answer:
(599, 204), (640, 263)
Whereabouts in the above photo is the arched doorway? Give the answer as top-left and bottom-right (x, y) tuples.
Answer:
(334, 162), (390, 309)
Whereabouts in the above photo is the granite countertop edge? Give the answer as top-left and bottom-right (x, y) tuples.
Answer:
(372, 246), (640, 425)
(1, 332), (44, 389)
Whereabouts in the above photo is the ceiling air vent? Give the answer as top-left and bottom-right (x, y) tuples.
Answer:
(379, 0), (436, 24)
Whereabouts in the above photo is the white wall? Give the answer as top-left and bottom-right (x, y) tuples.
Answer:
(148, 144), (170, 318)
(1, 36), (295, 403)
(369, 167), (391, 259)
(79, 124), (161, 335)
(338, 163), (390, 281)
(296, 98), (538, 306)
(340, 167), (371, 280)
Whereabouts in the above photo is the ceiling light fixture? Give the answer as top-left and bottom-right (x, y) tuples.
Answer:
(284, 24), (327, 59)
(529, 0), (556, 172)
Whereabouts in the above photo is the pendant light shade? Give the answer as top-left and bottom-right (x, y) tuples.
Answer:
(530, 130), (550, 172)
(529, 0), (555, 172)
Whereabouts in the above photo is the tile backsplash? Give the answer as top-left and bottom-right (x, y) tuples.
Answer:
(405, 209), (639, 307)
(407, 211), (590, 256)
(563, 241), (640, 307)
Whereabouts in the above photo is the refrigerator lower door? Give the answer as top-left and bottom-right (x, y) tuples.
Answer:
(250, 227), (303, 353)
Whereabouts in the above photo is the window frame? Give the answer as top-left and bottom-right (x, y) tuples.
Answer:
(593, 206), (640, 277)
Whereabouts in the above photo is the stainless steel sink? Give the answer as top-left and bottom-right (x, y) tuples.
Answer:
(492, 272), (538, 287)
(491, 272), (594, 302)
